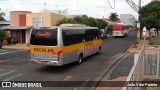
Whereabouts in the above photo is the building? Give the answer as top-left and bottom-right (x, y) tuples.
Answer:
(26, 12), (66, 27)
(45, 10), (68, 17)
(120, 14), (136, 27)
(1, 11), (32, 44)
(2, 11), (67, 44)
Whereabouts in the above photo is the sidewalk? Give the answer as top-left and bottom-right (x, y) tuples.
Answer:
(96, 53), (134, 90)
(2, 43), (29, 50)
(96, 40), (146, 90)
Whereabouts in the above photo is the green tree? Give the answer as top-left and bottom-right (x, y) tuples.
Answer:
(0, 30), (6, 43)
(56, 17), (108, 29)
(139, 0), (160, 36)
(96, 19), (108, 29)
(109, 13), (119, 22)
(0, 8), (5, 21)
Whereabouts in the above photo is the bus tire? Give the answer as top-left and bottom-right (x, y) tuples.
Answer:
(97, 46), (101, 54)
(76, 54), (83, 65)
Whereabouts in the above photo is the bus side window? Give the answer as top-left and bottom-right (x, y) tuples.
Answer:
(62, 30), (85, 46)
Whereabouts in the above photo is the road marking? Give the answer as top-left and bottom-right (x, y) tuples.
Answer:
(0, 70), (16, 78)
(0, 50), (25, 55)
(0, 59), (15, 63)
(63, 76), (73, 81)
(2, 73), (23, 81)
(73, 88), (78, 90)
(0, 69), (5, 72)
(0, 50), (8, 52)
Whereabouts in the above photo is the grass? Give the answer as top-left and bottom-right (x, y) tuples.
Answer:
(132, 39), (139, 48)
(150, 36), (160, 45)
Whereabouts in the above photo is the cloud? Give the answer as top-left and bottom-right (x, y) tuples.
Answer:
(0, 0), (151, 21)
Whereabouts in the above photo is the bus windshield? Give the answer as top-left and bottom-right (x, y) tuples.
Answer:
(30, 29), (58, 46)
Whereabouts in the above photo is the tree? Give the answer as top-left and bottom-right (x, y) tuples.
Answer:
(109, 13), (119, 22)
(139, 0), (160, 36)
(0, 30), (6, 43)
(0, 8), (5, 21)
(56, 17), (108, 29)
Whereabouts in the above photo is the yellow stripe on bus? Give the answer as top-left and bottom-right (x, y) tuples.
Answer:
(30, 39), (102, 54)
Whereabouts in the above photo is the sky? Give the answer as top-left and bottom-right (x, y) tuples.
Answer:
(0, 0), (152, 21)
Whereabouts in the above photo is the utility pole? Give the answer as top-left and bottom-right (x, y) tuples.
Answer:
(44, 2), (46, 12)
(137, 0), (142, 41)
(139, 0), (141, 9)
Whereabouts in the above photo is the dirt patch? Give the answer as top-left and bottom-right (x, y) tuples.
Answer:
(128, 47), (141, 54)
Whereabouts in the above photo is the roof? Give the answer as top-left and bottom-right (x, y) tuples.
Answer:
(0, 26), (32, 30)
(0, 21), (10, 25)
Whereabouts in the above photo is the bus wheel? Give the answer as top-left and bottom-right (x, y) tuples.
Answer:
(76, 54), (83, 65)
(97, 47), (101, 54)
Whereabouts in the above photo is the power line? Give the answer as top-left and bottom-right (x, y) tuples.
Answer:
(107, 0), (115, 9)
(125, 0), (140, 13)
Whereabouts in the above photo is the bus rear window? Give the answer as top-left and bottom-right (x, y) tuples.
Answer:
(30, 29), (57, 46)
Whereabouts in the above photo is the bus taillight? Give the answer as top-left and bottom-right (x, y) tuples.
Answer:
(57, 51), (63, 61)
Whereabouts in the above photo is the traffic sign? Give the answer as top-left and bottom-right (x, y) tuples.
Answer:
(137, 23), (140, 28)
(143, 26), (147, 36)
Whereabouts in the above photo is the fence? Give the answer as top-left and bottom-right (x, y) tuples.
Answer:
(122, 45), (160, 90)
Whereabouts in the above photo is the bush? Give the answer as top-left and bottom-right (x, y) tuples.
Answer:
(56, 17), (108, 29)
(0, 30), (6, 44)
(7, 37), (12, 44)
(151, 36), (160, 45)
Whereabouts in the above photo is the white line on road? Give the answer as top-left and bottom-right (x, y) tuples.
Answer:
(0, 50), (8, 52)
(63, 76), (73, 81)
(73, 88), (78, 90)
(0, 69), (5, 72)
(0, 50), (25, 55)
(0, 70), (16, 78)
(2, 73), (23, 81)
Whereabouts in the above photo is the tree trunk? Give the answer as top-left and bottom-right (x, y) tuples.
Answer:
(156, 29), (159, 36)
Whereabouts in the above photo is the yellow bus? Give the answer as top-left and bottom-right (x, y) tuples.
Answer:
(29, 24), (102, 66)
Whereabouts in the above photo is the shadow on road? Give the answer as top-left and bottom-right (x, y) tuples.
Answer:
(36, 53), (101, 73)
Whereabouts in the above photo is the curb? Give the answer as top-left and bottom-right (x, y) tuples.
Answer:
(90, 42), (134, 90)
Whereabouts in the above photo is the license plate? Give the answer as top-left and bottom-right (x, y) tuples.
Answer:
(41, 61), (48, 64)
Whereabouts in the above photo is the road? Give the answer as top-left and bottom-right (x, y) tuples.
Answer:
(0, 31), (137, 90)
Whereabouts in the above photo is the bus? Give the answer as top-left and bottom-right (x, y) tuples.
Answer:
(29, 24), (102, 66)
(112, 24), (129, 37)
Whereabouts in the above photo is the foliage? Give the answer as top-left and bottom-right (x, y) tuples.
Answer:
(0, 30), (6, 43)
(150, 36), (160, 45)
(109, 13), (119, 22)
(139, 1), (160, 30)
(0, 8), (5, 21)
(56, 17), (108, 29)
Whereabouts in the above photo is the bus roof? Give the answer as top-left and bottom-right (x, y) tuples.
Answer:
(60, 24), (98, 30)
(32, 24), (99, 30)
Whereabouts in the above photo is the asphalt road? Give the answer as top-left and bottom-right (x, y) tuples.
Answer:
(0, 31), (137, 90)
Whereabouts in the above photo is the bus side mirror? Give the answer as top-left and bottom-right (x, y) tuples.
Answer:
(82, 40), (85, 42)
(94, 37), (97, 40)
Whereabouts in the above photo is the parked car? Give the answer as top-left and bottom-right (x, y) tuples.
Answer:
(101, 32), (107, 39)
(0, 42), (2, 49)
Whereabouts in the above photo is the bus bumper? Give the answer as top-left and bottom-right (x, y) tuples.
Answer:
(112, 33), (124, 36)
(31, 59), (64, 66)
